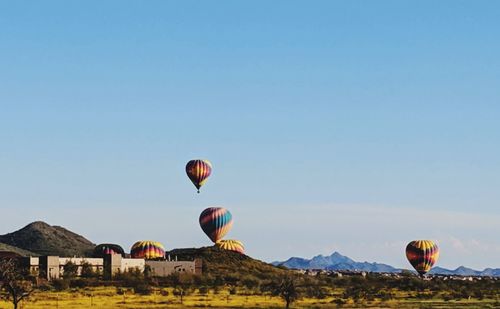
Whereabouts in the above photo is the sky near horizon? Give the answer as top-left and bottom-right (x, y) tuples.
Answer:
(1, 1), (499, 270)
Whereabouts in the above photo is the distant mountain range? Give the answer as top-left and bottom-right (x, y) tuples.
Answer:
(272, 252), (399, 273)
(272, 252), (500, 277)
(429, 266), (500, 277)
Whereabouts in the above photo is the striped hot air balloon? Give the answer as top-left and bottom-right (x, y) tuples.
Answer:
(406, 240), (439, 275)
(93, 244), (125, 258)
(186, 159), (212, 193)
(216, 239), (245, 254)
(130, 241), (165, 260)
(199, 207), (233, 243)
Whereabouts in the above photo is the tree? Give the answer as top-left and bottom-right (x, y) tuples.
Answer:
(116, 268), (145, 288)
(272, 276), (299, 309)
(0, 259), (35, 309)
(80, 262), (97, 278)
(143, 265), (153, 278)
(63, 261), (78, 280)
(169, 272), (194, 304)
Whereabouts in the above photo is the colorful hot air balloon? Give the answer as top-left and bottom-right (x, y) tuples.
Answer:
(130, 241), (165, 260)
(93, 244), (125, 258)
(186, 159), (212, 193)
(199, 207), (233, 243)
(406, 240), (439, 275)
(216, 239), (245, 254)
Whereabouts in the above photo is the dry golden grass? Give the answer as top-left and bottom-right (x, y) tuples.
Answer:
(1, 286), (499, 308)
(2, 287), (286, 309)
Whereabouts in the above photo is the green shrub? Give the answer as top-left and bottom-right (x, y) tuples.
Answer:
(62, 262), (78, 280)
(52, 279), (70, 291)
(198, 286), (209, 295)
(134, 283), (153, 295)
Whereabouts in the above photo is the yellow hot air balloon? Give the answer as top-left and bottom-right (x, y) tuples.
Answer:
(130, 241), (165, 260)
(215, 239), (244, 254)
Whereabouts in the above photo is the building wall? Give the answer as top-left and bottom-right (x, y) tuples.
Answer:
(104, 254), (145, 277)
(23, 255), (199, 280)
(27, 257), (40, 275)
(58, 257), (104, 276)
(38, 256), (60, 280)
(104, 254), (122, 277)
(146, 260), (200, 277)
(120, 258), (145, 273)
(194, 258), (202, 275)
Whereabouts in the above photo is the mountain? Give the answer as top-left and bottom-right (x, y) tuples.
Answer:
(0, 221), (95, 257)
(481, 268), (500, 277)
(429, 266), (476, 276)
(273, 251), (399, 273)
(429, 266), (500, 277)
(273, 252), (500, 277)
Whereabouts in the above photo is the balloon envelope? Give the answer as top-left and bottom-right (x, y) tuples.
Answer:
(406, 240), (439, 275)
(216, 239), (245, 254)
(186, 159), (212, 193)
(93, 244), (125, 258)
(130, 241), (165, 260)
(199, 207), (233, 243)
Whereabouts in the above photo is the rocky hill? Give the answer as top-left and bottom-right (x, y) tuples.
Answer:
(0, 221), (95, 257)
(168, 246), (290, 280)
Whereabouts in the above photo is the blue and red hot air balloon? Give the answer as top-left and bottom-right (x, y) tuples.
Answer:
(199, 207), (233, 243)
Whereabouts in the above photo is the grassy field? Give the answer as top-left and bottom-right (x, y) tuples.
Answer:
(1, 248), (498, 308)
(1, 286), (499, 309)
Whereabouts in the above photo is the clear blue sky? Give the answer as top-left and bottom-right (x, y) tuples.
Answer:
(1, 1), (499, 269)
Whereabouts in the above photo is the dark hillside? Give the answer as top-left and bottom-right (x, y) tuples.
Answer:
(0, 221), (95, 257)
(0, 242), (38, 257)
(168, 246), (291, 280)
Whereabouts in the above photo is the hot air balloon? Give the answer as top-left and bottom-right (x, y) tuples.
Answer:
(186, 159), (212, 193)
(406, 240), (439, 275)
(215, 239), (245, 254)
(93, 244), (125, 258)
(130, 241), (165, 260)
(199, 207), (233, 243)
